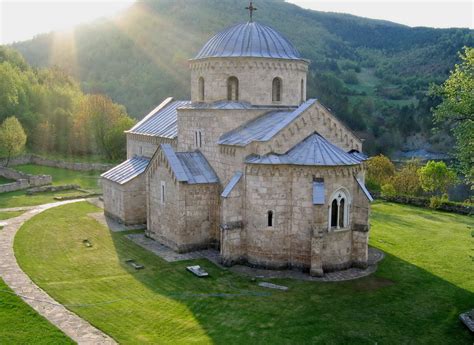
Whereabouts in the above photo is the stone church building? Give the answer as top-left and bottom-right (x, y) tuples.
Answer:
(101, 18), (373, 276)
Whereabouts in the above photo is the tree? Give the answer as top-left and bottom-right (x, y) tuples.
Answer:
(391, 159), (423, 196)
(0, 117), (27, 166)
(418, 161), (457, 195)
(366, 154), (395, 191)
(431, 47), (474, 183)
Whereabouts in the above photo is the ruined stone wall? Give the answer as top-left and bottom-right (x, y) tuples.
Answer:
(102, 175), (147, 225)
(126, 133), (176, 159)
(190, 57), (308, 106)
(0, 166), (52, 193)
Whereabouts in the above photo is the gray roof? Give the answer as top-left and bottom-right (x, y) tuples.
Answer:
(245, 133), (362, 166)
(221, 171), (243, 198)
(101, 156), (150, 184)
(161, 144), (219, 184)
(218, 99), (316, 146)
(194, 22), (303, 61)
(356, 177), (374, 202)
(349, 150), (368, 162)
(312, 180), (325, 205)
(127, 98), (191, 138)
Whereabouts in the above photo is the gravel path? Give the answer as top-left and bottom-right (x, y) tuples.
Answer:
(0, 199), (116, 344)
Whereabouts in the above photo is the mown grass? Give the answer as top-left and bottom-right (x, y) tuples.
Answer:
(0, 277), (72, 344)
(13, 201), (474, 344)
(0, 210), (25, 220)
(0, 165), (101, 208)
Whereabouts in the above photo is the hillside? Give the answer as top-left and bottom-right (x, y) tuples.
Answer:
(10, 0), (474, 154)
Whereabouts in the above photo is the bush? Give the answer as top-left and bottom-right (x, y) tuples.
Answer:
(429, 194), (449, 209)
(381, 183), (396, 197)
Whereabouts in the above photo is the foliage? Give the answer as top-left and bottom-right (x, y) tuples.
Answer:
(0, 46), (134, 160)
(366, 154), (395, 190)
(381, 183), (396, 198)
(11, 0), (474, 155)
(429, 194), (449, 209)
(12, 201), (474, 344)
(0, 117), (27, 166)
(431, 47), (474, 182)
(390, 159), (423, 196)
(418, 160), (457, 195)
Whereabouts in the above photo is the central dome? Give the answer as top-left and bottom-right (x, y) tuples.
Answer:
(194, 22), (302, 60)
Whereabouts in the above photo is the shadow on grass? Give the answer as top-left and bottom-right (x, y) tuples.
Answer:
(108, 230), (474, 344)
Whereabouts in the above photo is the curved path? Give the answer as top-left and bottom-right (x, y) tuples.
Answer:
(0, 200), (116, 345)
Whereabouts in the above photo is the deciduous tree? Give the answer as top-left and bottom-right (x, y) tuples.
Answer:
(418, 160), (457, 195)
(0, 117), (27, 166)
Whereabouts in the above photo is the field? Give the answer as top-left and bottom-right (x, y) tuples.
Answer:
(0, 210), (25, 221)
(12, 201), (474, 344)
(0, 176), (14, 185)
(0, 165), (101, 209)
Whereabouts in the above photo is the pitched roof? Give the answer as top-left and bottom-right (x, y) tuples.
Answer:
(127, 98), (191, 138)
(194, 22), (303, 61)
(101, 156), (150, 184)
(161, 144), (219, 184)
(356, 177), (374, 202)
(221, 171), (243, 198)
(245, 133), (362, 166)
(218, 99), (316, 146)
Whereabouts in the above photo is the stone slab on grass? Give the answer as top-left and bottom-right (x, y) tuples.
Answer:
(460, 310), (474, 333)
(258, 282), (288, 291)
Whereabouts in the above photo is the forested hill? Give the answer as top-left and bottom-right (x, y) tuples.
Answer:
(10, 0), (474, 154)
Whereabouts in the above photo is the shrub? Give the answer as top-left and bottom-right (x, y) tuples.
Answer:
(366, 155), (395, 190)
(381, 183), (396, 198)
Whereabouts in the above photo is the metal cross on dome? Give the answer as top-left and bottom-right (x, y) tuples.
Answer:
(246, 1), (257, 22)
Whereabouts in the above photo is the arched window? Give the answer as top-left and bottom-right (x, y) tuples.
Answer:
(301, 78), (305, 103)
(272, 77), (282, 102)
(198, 77), (205, 101)
(267, 210), (273, 227)
(227, 76), (239, 101)
(329, 189), (350, 230)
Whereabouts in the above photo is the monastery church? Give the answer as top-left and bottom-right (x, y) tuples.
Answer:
(102, 9), (373, 276)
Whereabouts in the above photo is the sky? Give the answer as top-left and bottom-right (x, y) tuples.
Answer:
(0, 0), (472, 44)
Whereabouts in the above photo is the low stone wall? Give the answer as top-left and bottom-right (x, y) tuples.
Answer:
(0, 154), (114, 172)
(0, 166), (52, 194)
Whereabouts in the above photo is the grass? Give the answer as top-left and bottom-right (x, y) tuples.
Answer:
(0, 277), (72, 344)
(0, 176), (14, 185)
(13, 201), (474, 344)
(0, 210), (25, 220)
(26, 151), (120, 164)
(0, 165), (101, 209)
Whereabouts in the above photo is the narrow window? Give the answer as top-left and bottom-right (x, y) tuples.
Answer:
(194, 131), (198, 147)
(198, 77), (205, 101)
(267, 210), (273, 227)
(331, 199), (338, 228)
(199, 131), (202, 147)
(139, 146), (143, 155)
(339, 198), (345, 228)
(272, 77), (282, 102)
(301, 79), (305, 103)
(227, 76), (239, 101)
(160, 181), (166, 204)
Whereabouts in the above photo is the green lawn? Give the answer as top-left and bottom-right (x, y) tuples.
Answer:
(0, 278), (72, 344)
(0, 210), (25, 220)
(0, 165), (101, 209)
(13, 202), (474, 344)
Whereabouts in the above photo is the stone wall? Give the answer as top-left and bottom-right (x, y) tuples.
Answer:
(126, 133), (176, 159)
(146, 151), (220, 253)
(0, 166), (52, 194)
(0, 154), (113, 172)
(190, 57), (309, 106)
(225, 163), (371, 272)
(102, 175), (147, 225)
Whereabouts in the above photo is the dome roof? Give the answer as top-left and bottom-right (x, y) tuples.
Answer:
(194, 22), (302, 61)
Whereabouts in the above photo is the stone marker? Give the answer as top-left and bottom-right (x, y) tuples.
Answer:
(460, 309), (474, 332)
(258, 282), (288, 291)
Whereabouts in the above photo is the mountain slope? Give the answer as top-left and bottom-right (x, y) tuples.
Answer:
(10, 0), (474, 154)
